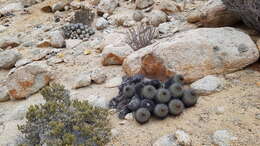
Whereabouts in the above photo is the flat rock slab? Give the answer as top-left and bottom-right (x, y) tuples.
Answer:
(123, 27), (259, 82)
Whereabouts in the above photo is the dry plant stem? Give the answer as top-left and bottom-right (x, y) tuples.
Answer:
(126, 25), (157, 51)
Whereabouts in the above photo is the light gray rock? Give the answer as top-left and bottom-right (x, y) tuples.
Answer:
(153, 134), (178, 146)
(0, 37), (20, 49)
(133, 10), (144, 21)
(123, 27), (259, 82)
(175, 130), (192, 146)
(0, 86), (10, 102)
(50, 30), (65, 48)
(52, 1), (67, 12)
(148, 10), (167, 26)
(72, 72), (92, 89)
(125, 113), (134, 120)
(87, 95), (109, 108)
(15, 58), (32, 68)
(136, 0), (154, 9)
(255, 113), (260, 120)
(65, 39), (82, 49)
(96, 17), (109, 30)
(105, 77), (122, 88)
(191, 75), (223, 95)
(90, 69), (107, 84)
(0, 25), (7, 33)
(111, 128), (120, 137)
(98, 0), (118, 14)
(212, 130), (236, 146)
(0, 2), (24, 15)
(215, 106), (225, 115)
(6, 62), (53, 100)
(0, 50), (21, 69)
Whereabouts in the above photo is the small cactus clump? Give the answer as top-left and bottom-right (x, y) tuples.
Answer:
(62, 23), (95, 40)
(18, 84), (111, 145)
(109, 74), (199, 124)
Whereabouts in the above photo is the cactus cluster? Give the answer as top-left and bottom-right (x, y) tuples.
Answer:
(62, 23), (95, 40)
(18, 84), (111, 145)
(109, 74), (198, 124)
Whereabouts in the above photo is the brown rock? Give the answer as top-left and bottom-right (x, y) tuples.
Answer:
(102, 44), (133, 66)
(41, 6), (52, 13)
(36, 40), (52, 48)
(187, 0), (240, 27)
(123, 27), (259, 82)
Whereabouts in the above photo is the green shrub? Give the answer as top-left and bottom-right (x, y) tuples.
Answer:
(18, 84), (111, 146)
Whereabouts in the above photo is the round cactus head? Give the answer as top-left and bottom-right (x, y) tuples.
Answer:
(153, 104), (169, 119)
(182, 89), (198, 107)
(127, 97), (141, 111)
(156, 88), (171, 103)
(174, 74), (184, 84)
(141, 85), (157, 99)
(169, 83), (184, 99)
(134, 108), (151, 124)
(168, 99), (184, 116)
(123, 84), (135, 98)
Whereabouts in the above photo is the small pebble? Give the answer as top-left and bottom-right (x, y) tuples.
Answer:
(256, 113), (260, 120)
(215, 106), (225, 115)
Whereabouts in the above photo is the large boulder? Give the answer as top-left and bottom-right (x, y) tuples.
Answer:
(123, 27), (259, 82)
(0, 50), (21, 69)
(187, 0), (240, 27)
(6, 62), (53, 100)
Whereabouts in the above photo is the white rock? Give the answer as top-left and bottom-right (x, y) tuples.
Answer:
(212, 130), (236, 146)
(90, 69), (107, 84)
(215, 106), (225, 115)
(0, 25), (7, 33)
(255, 113), (260, 120)
(15, 58), (32, 68)
(125, 113), (134, 120)
(50, 30), (65, 48)
(105, 77), (122, 88)
(175, 130), (192, 146)
(148, 10), (167, 26)
(0, 2), (24, 15)
(65, 39), (82, 49)
(96, 17), (109, 30)
(0, 50), (21, 69)
(111, 128), (120, 137)
(72, 72), (92, 89)
(87, 95), (109, 108)
(153, 134), (178, 146)
(0, 86), (10, 102)
(191, 75), (223, 95)
(52, 1), (67, 12)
